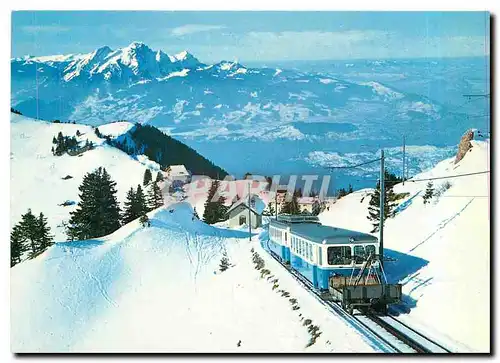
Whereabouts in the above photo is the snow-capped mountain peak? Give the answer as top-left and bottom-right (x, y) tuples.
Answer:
(168, 50), (200, 68)
(16, 42), (203, 84)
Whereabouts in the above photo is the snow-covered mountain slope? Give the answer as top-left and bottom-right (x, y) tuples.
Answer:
(318, 140), (490, 352)
(10, 113), (161, 240)
(11, 203), (376, 353)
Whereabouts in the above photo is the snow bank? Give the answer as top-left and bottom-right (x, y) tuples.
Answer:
(98, 121), (135, 138)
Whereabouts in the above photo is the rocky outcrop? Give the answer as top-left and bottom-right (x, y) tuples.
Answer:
(455, 129), (475, 164)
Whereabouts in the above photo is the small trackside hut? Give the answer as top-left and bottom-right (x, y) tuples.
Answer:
(267, 214), (401, 314)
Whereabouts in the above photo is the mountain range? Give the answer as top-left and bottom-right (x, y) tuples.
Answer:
(11, 42), (487, 183)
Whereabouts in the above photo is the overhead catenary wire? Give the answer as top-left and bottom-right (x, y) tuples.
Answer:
(404, 170), (490, 183)
(324, 157), (382, 170)
(357, 170), (490, 183)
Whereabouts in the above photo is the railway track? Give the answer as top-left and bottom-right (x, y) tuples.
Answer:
(263, 243), (451, 353)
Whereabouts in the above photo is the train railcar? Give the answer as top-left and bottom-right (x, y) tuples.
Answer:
(269, 215), (379, 289)
(268, 219), (291, 263)
(268, 215), (320, 263)
(267, 214), (401, 313)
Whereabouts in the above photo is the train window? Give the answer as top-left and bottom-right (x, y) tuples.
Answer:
(353, 246), (365, 263)
(365, 245), (376, 257)
(309, 245), (313, 260)
(318, 246), (323, 265)
(327, 246), (352, 265)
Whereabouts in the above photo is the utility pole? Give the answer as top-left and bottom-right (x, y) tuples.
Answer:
(248, 182), (252, 241)
(379, 149), (385, 268)
(402, 135), (406, 185)
(275, 190), (278, 220)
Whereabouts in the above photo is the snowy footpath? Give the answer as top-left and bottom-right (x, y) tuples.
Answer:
(11, 203), (376, 353)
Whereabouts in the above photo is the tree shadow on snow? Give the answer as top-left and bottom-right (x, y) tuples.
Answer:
(55, 239), (105, 250)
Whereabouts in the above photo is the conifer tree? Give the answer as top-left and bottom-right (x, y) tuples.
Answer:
(122, 187), (137, 225)
(147, 182), (164, 210)
(264, 202), (275, 216)
(68, 167), (121, 240)
(156, 171), (164, 182)
(423, 182), (434, 204)
(12, 209), (53, 260)
(337, 188), (348, 199)
(312, 200), (321, 216)
(121, 184), (148, 222)
(219, 251), (230, 272)
(348, 184), (354, 194)
(10, 225), (26, 267)
(37, 212), (53, 251)
(19, 209), (40, 257)
(135, 184), (148, 214)
(203, 180), (228, 224)
(143, 169), (153, 186)
(367, 173), (397, 233)
(281, 191), (300, 215)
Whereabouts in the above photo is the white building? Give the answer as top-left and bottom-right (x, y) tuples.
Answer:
(226, 195), (263, 228)
(297, 197), (320, 214)
(165, 165), (191, 184)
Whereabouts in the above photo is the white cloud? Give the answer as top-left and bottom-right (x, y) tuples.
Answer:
(22, 25), (70, 34)
(170, 24), (226, 36)
(191, 30), (488, 62)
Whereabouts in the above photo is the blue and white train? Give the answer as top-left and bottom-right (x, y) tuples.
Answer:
(267, 214), (379, 290)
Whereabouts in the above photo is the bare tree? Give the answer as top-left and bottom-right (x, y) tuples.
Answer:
(184, 232), (225, 285)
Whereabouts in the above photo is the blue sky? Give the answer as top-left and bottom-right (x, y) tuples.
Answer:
(11, 11), (489, 62)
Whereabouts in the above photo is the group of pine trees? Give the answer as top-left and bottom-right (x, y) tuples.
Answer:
(66, 167), (164, 240)
(11, 210), (53, 267)
(121, 169), (165, 225)
(336, 184), (354, 199)
(141, 169), (165, 211)
(51, 131), (93, 156)
(122, 185), (149, 225)
(52, 132), (78, 156)
(203, 180), (228, 224)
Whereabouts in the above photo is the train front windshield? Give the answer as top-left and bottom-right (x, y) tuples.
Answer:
(327, 246), (352, 265)
(327, 244), (377, 265)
